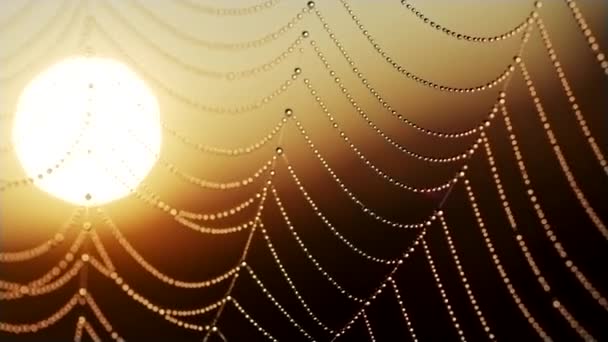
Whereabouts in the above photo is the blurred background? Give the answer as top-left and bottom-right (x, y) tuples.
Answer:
(1, 0), (607, 340)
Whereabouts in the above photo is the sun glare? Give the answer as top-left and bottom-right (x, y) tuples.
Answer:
(11, 57), (161, 206)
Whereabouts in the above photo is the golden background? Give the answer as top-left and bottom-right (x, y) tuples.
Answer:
(1, 0), (607, 341)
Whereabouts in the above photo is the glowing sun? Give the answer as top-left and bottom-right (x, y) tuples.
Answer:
(12, 57), (161, 206)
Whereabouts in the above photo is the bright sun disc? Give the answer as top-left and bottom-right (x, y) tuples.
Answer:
(12, 57), (161, 206)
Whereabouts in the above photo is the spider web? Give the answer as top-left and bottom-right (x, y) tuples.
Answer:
(0, 0), (607, 341)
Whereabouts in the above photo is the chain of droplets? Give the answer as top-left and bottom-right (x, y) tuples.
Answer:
(499, 102), (608, 313)
(0, 207), (83, 262)
(175, 0), (280, 16)
(176, 194), (259, 221)
(437, 214), (495, 340)
(312, 2), (534, 137)
(135, 162), (267, 207)
(162, 116), (288, 156)
(297, 93), (458, 193)
(282, 164), (401, 264)
(2, 234), (226, 324)
(172, 209), (252, 235)
(74, 316), (102, 342)
(0, 224), (114, 300)
(422, 238), (467, 341)
(309, 39), (485, 139)
(87, 255), (229, 321)
(76, 316), (103, 342)
(244, 265), (316, 341)
(127, 128), (277, 191)
(0, 231), (86, 292)
(482, 133), (548, 291)
(0, 227), (102, 301)
(82, 291), (125, 341)
(0, 0), (72, 63)
(96, 143), (271, 234)
(481, 132), (589, 340)
(202, 175), (274, 340)
(230, 298), (279, 342)
(0, 293), (79, 334)
(0, 5), (540, 342)
(163, 315), (213, 333)
(0, 259), (84, 301)
(257, 219), (334, 333)
(331, 196), (443, 342)
(535, 17), (608, 175)
(303, 73), (472, 163)
(0, 90), (91, 192)
(97, 208), (242, 288)
(399, 1), (539, 42)
(313, 3), (518, 93)
(1, 4), (600, 340)
(151, 150), (277, 190)
(99, 155), (268, 237)
(463, 177), (561, 341)
(361, 310), (376, 342)
(130, 0), (307, 50)
(102, 0), (305, 81)
(271, 187), (365, 303)
(92, 266), (217, 334)
(563, 0), (608, 75)
(0, 0), (83, 83)
(330, 222), (432, 341)
(89, 229), (115, 271)
(91, 19), (303, 114)
(174, 186), (270, 235)
(284, 121), (443, 229)
(464, 179), (589, 340)
(518, 59), (608, 240)
(2, 283), (123, 341)
(389, 279), (418, 342)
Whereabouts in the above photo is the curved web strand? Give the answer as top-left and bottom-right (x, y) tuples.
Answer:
(497, 102), (608, 312)
(0, 0), (72, 62)
(0, 0), (82, 83)
(399, 0), (537, 42)
(562, 0), (608, 75)
(518, 60), (607, 240)
(463, 177), (590, 340)
(535, 17), (608, 175)
(97, 208), (243, 288)
(258, 219), (334, 333)
(175, 0), (281, 16)
(313, 5), (518, 93)
(132, 0), (306, 50)
(101, 0), (305, 81)
(0, 207), (84, 262)
(91, 18), (302, 114)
